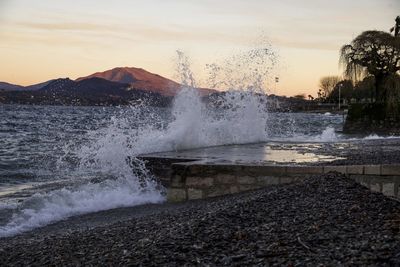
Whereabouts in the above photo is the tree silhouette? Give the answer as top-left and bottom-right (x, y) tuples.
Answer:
(329, 80), (353, 103)
(352, 76), (375, 102)
(319, 76), (340, 100)
(340, 30), (400, 102)
(390, 16), (400, 37)
(293, 93), (306, 100)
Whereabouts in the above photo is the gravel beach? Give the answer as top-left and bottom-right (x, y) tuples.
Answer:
(1, 173), (400, 266)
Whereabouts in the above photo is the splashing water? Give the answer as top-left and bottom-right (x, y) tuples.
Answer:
(2, 48), (395, 237)
(0, 104), (167, 237)
(0, 48), (281, 236)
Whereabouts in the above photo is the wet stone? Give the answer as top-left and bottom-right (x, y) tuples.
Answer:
(186, 177), (214, 187)
(237, 176), (257, 185)
(364, 165), (381, 175)
(170, 175), (184, 187)
(167, 188), (187, 202)
(257, 176), (280, 185)
(187, 188), (203, 200)
(381, 165), (400, 176)
(346, 165), (364, 175)
(215, 174), (236, 184)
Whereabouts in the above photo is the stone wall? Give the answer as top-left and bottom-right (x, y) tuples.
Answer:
(167, 164), (322, 202)
(137, 157), (198, 187)
(167, 163), (400, 202)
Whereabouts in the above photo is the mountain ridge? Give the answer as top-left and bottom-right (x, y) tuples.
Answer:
(1, 66), (216, 97)
(76, 67), (215, 96)
(0, 76), (172, 106)
(0, 80), (55, 91)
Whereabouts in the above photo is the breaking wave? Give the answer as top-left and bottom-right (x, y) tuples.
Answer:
(1, 49), (398, 237)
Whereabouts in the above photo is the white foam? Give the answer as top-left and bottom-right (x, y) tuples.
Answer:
(312, 127), (339, 142)
(0, 178), (163, 237)
(363, 134), (399, 140)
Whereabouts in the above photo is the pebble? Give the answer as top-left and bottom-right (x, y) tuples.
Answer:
(1, 173), (400, 265)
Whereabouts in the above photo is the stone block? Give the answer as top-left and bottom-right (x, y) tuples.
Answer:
(280, 177), (294, 184)
(188, 165), (203, 175)
(239, 184), (261, 192)
(382, 182), (395, 197)
(381, 165), (400, 176)
(370, 183), (381, 193)
(257, 176), (280, 185)
(349, 174), (362, 182)
(213, 165), (236, 174)
(292, 175), (307, 181)
(206, 186), (230, 198)
(364, 165), (381, 175)
(186, 176), (214, 187)
(170, 174), (184, 187)
(248, 165), (287, 176)
(323, 166), (347, 174)
(350, 175), (370, 186)
(171, 163), (188, 174)
(346, 165), (364, 175)
(237, 176), (257, 184)
(167, 188), (187, 202)
(230, 185), (239, 194)
(286, 166), (323, 174)
(215, 174), (236, 184)
(187, 188), (203, 200)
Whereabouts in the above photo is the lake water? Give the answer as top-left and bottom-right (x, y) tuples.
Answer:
(0, 89), (361, 236)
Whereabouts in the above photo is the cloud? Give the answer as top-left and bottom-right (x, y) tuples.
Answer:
(4, 19), (253, 48)
(14, 21), (119, 32)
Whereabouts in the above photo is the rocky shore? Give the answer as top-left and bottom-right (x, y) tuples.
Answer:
(1, 173), (400, 266)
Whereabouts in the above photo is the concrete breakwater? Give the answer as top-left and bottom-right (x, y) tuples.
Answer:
(171, 163), (400, 202)
(145, 160), (400, 202)
(140, 141), (400, 202)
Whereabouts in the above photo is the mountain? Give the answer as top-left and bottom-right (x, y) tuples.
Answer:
(0, 82), (25, 91)
(0, 76), (314, 111)
(0, 80), (55, 91)
(77, 67), (215, 96)
(0, 77), (172, 106)
(25, 80), (55, 91)
(39, 77), (129, 96)
(0, 66), (216, 106)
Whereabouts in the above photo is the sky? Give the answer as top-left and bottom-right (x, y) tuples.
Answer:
(0, 0), (398, 96)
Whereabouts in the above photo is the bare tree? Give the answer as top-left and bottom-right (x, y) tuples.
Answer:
(319, 76), (340, 98)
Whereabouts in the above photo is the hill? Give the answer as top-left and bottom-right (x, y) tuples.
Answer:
(77, 67), (215, 96)
(0, 82), (25, 91)
(0, 77), (172, 106)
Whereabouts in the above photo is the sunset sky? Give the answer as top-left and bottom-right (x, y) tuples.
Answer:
(0, 0), (398, 96)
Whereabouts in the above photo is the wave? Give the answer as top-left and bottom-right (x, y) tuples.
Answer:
(0, 178), (163, 237)
(1, 49), (398, 237)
